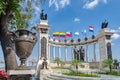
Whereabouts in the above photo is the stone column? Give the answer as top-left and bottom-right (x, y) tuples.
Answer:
(93, 43), (96, 62)
(71, 46), (74, 60)
(53, 45), (55, 61)
(64, 46), (67, 62)
(58, 46), (61, 59)
(86, 44), (88, 62)
(51, 45), (53, 61)
(48, 44), (50, 60)
(38, 34), (41, 59)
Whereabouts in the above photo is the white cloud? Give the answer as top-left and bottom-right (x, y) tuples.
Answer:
(112, 33), (120, 39)
(118, 27), (120, 30)
(49, 0), (70, 10)
(83, 0), (99, 9)
(83, 0), (108, 9)
(110, 29), (118, 33)
(60, 0), (70, 8)
(74, 18), (80, 22)
(34, 6), (41, 12)
(49, 0), (56, 7)
(103, 0), (107, 4)
(110, 28), (120, 33)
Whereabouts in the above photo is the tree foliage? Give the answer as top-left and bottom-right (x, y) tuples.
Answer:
(0, 0), (45, 71)
(60, 60), (65, 68)
(54, 57), (61, 67)
(1, 0), (45, 29)
(102, 59), (113, 73)
(71, 59), (81, 72)
(0, 0), (21, 16)
(0, 0), (7, 15)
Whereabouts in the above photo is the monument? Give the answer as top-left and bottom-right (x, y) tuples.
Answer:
(35, 10), (52, 76)
(98, 20), (113, 69)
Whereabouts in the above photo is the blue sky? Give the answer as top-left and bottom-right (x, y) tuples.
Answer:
(0, 0), (120, 66)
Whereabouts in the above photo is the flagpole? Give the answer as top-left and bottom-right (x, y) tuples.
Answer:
(93, 31), (94, 35)
(78, 34), (80, 39)
(82, 29), (87, 41)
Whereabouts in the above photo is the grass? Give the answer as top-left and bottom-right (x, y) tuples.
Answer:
(99, 71), (120, 76)
(62, 72), (99, 77)
(52, 67), (69, 69)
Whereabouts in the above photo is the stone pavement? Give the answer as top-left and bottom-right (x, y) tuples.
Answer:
(41, 74), (120, 80)
(39, 69), (120, 80)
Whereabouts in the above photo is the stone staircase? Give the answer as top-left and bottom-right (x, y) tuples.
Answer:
(42, 74), (73, 80)
(42, 74), (120, 80)
(39, 69), (120, 80)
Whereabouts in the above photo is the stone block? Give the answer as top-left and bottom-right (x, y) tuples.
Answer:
(7, 70), (35, 80)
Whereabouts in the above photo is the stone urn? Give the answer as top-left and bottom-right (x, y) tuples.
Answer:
(15, 29), (37, 70)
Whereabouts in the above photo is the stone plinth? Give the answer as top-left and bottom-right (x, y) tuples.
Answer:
(40, 69), (53, 74)
(78, 63), (90, 73)
(7, 70), (35, 80)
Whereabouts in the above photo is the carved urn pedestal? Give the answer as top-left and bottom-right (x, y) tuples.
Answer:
(8, 29), (37, 80)
(15, 29), (37, 70)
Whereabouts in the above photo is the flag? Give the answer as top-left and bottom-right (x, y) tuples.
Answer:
(66, 32), (72, 37)
(82, 29), (87, 37)
(89, 26), (94, 32)
(84, 29), (86, 33)
(59, 32), (66, 38)
(53, 32), (60, 37)
(74, 32), (79, 36)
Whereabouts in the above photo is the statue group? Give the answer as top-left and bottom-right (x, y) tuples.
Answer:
(40, 10), (47, 20)
(101, 20), (108, 29)
(74, 46), (85, 61)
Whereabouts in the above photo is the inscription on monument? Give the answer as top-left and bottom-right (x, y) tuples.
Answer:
(107, 42), (112, 59)
(41, 37), (47, 59)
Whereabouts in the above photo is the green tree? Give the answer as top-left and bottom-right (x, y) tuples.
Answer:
(0, 0), (44, 71)
(54, 57), (61, 67)
(102, 59), (113, 73)
(71, 59), (81, 72)
(60, 60), (65, 68)
(113, 59), (119, 69)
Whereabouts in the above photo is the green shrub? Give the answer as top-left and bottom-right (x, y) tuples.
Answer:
(98, 71), (120, 76)
(62, 72), (99, 77)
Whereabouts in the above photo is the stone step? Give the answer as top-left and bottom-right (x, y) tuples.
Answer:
(48, 74), (120, 80)
(42, 77), (53, 80)
(47, 75), (74, 80)
(40, 73), (120, 80)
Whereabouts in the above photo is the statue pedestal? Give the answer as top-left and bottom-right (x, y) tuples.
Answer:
(40, 69), (53, 75)
(7, 70), (35, 80)
(78, 62), (90, 73)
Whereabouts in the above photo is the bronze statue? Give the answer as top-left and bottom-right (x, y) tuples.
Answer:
(73, 46), (79, 60)
(40, 10), (47, 20)
(73, 46), (85, 61)
(79, 46), (85, 61)
(113, 59), (119, 69)
(101, 20), (108, 29)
